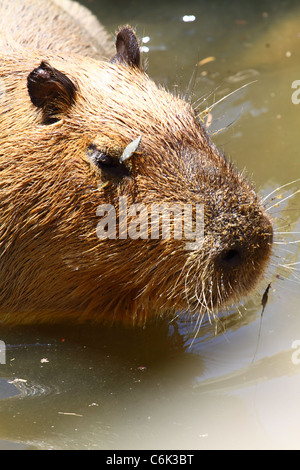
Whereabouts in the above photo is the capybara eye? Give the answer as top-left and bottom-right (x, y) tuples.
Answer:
(94, 151), (113, 168)
(87, 145), (130, 179)
(87, 145), (112, 167)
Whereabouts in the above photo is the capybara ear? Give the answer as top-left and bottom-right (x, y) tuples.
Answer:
(27, 61), (77, 122)
(111, 26), (141, 69)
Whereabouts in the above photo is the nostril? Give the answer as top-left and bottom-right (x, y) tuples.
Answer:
(218, 248), (243, 269)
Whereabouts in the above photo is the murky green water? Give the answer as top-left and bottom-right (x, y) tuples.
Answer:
(0, 0), (300, 450)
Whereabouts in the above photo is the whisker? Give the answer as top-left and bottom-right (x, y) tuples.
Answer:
(274, 240), (300, 245)
(279, 274), (300, 284)
(274, 231), (300, 235)
(279, 263), (300, 273)
(192, 84), (222, 112)
(266, 189), (300, 212)
(216, 281), (223, 307)
(209, 114), (242, 136)
(280, 261), (300, 267)
(197, 80), (257, 120)
(189, 312), (206, 347)
(184, 262), (198, 311)
(261, 178), (300, 204)
(184, 63), (199, 103)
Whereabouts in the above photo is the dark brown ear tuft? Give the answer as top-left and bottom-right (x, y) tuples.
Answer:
(27, 61), (77, 121)
(111, 26), (141, 69)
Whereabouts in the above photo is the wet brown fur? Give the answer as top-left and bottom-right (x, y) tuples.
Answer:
(0, 0), (114, 59)
(0, 0), (273, 325)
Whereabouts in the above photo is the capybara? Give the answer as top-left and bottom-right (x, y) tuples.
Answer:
(0, 0), (273, 325)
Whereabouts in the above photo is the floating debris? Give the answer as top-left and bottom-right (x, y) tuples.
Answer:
(198, 56), (216, 67)
(40, 358), (49, 363)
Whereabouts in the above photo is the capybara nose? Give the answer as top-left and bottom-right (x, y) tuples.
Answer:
(218, 248), (243, 269)
(216, 213), (273, 273)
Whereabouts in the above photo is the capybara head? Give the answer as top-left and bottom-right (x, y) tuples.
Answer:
(0, 26), (273, 325)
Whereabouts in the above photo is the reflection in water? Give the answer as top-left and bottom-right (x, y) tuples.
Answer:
(0, 0), (300, 450)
